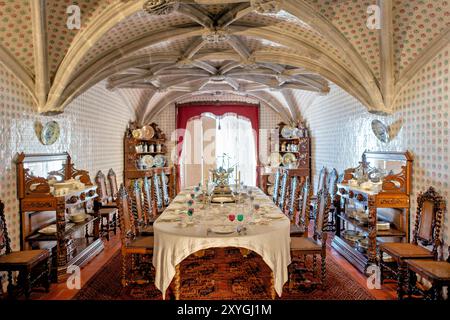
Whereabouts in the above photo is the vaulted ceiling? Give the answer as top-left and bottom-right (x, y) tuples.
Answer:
(0, 0), (448, 123)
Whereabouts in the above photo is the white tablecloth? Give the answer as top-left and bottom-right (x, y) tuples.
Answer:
(152, 187), (291, 299)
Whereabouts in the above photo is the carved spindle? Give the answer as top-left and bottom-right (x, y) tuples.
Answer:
(174, 264), (181, 300)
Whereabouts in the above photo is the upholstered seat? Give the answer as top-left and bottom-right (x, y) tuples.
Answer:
(127, 236), (154, 249)
(407, 260), (450, 281)
(380, 243), (434, 259)
(0, 250), (49, 266)
(290, 224), (305, 237)
(290, 237), (321, 251)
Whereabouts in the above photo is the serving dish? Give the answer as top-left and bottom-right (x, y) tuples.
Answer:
(270, 153), (282, 167)
(371, 119), (390, 143)
(142, 155), (154, 168)
(141, 125), (155, 139)
(70, 212), (87, 223)
(342, 230), (365, 242)
(38, 224), (57, 235)
(376, 221), (391, 230)
(40, 121), (60, 145)
(281, 125), (294, 138)
(282, 152), (296, 166)
(154, 155), (166, 167)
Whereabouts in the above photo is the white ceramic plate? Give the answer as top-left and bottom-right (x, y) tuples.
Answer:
(141, 125), (155, 139)
(210, 226), (236, 234)
(270, 153), (282, 167)
(142, 155), (154, 167)
(264, 213), (284, 219)
(371, 120), (390, 143)
(281, 126), (294, 138)
(154, 155), (166, 167)
(38, 224), (57, 235)
(40, 121), (60, 145)
(282, 153), (297, 166)
(132, 129), (142, 139)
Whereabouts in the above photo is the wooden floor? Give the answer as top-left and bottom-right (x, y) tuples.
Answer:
(31, 233), (397, 300)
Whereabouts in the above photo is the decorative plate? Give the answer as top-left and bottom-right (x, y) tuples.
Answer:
(281, 125), (294, 138)
(210, 226), (236, 234)
(40, 121), (60, 145)
(282, 153), (297, 166)
(141, 125), (155, 140)
(38, 224), (57, 235)
(154, 155), (166, 167)
(132, 129), (142, 139)
(292, 128), (302, 138)
(371, 120), (390, 143)
(269, 153), (282, 167)
(267, 185), (274, 195)
(142, 155), (154, 168)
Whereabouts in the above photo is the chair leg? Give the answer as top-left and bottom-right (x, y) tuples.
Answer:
(7, 271), (14, 298)
(312, 255), (317, 278)
(43, 257), (51, 293)
(397, 262), (406, 300)
(121, 253), (128, 287)
(105, 215), (110, 241)
(112, 212), (117, 235)
(22, 270), (31, 300)
(320, 253), (326, 288)
(407, 268), (417, 299)
(378, 249), (384, 284)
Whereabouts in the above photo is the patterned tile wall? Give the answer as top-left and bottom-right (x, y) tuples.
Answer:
(0, 64), (133, 252)
(303, 44), (450, 253)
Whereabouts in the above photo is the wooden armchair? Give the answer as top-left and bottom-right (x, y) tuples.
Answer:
(116, 184), (154, 287)
(107, 168), (119, 200)
(287, 176), (307, 237)
(142, 176), (156, 224)
(289, 187), (331, 289)
(277, 170), (289, 210)
(272, 169), (281, 204)
(129, 181), (153, 236)
(298, 176), (312, 237)
(379, 186), (445, 299)
(325, 168), (339, 232)
(311, 167), (328, 220)
(0, 200), (51, 299)
(95, 170), (118, 241)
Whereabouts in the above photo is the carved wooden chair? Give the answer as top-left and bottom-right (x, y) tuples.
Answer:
(129, 180), (153, 236)
(272, 169), (281, 204)
(161, 171), (171, 207)
(379, 186), (445, 300)
(142, 176), (156, 224)
(277, 170), (289, 210)
(289, 187), (331, 290)
(153, 172), (171, 213)
(311, 167), (328, 220)
(95, 170), (118, 241)
(116, 184), (154, 287)
(325, 168), (339, 232)
(298, 176), (312, 237)
(107, 168), (119, 200)
(287, 176), (307, 237)
(406, 246), (450, 300)
(0, 200), (51, 299)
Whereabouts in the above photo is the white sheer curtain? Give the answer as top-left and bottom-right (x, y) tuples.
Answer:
(215, 114), (256, 186)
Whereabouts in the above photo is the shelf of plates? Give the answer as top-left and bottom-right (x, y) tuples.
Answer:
(124, 122), (175, 191)
(16, 152), (104, 282)
(260, 122), (311, 195)
(332, 151), (413, 274)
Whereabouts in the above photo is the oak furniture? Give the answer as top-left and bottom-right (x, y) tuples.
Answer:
(129, 181), (153, 236)
(287, 176), (308, 237)
(379, 186), (445, 299)
(16, 153), (104, 282)
(290, 187), (331, 289)
(0, 200), (51, 299)
(94, 170), (118, 241)
(326, 168), (339, 232)
(332, 151), (413, 275)
(107, 168), (119, 200)
(116, 184), (154, 287)
(406, 246), (450, 300)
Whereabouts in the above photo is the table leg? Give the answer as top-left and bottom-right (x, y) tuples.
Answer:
(174, 264), (181, 300)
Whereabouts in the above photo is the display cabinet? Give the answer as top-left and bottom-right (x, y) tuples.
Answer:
(332, 151), (413, 274)
(123, 122), (177, 196)
(16, 153), (104, 282)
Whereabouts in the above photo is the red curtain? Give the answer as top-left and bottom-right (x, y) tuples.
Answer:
(176, 102), (260, 188)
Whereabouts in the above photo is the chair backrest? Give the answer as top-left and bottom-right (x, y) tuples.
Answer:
(95, 170), (109, 202)
(327, 168), (339, 200)
(0, 200), (12, 256)
(317, 166), (328, 193)
(142, 176), (154, 223)
(129, 181), (144, 228)
(413, 186), (445, 258)
(314, 187), (331, 242)
(161, 172), (170, 207)
(116, 184), (136, 244)
(288, 176), (299, 219)
(272, 169), (281, 204)
(298, 177), (311, 236)
(153, 173), (164, 211)
(107, 169), (118, 199)
(278, 170), (289, 210)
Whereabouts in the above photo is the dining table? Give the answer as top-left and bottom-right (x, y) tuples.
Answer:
(152, 186), (291, 299)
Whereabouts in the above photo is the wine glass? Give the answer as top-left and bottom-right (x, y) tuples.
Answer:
(228, 214), (236, 223)
(187, 208), (194, 223)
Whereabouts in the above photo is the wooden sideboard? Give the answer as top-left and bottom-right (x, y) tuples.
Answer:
(16, 153), (104, 282)
(332, 151), (413, 274)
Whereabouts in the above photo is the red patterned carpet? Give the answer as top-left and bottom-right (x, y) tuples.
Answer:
(73, 247), (374, 300)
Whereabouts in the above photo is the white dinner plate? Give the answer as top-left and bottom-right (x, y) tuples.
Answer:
(38, 224), (57, 235)
(264, 213), (285, 219)
(210, 226), (236, 234)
